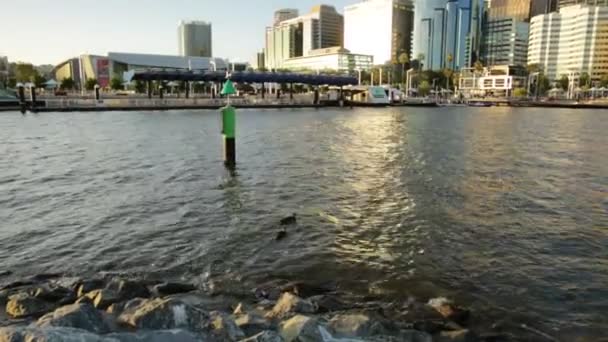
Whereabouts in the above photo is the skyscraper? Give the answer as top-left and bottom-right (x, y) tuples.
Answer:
(274, 9), (299, 26)
(344, 0), (415, 66)
(486, 0), (555, 20)
(481, 0), (554, 67)
(178, 21), (213, 57)
(265, 5), (343, 69)
(412, 0), (484, 71)
(558, 0), (608, 9)
(528, 4), (608, 81)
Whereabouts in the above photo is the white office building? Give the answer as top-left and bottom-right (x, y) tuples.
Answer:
(528, 4), (608, 82)
(265, 5), (344, 70)
(178, 20), (213, 57)
(344, 0), (415, 65)
(282, 47), (373, 72)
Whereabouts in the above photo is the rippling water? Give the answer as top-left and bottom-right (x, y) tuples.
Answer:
(1, 108), (607, 338)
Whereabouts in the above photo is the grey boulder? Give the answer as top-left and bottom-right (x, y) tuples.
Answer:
(117, 297), (209, 332)
(106, 329), (204, 342)
(268, 293), (316, 319)
(0, 326), (105, 342)
(278, 315), (322, 342)
(209, 310), (245, 341)
(239, 330), (283, 342)
(36, 302), (111, 334)
(5, 293), (56, 318)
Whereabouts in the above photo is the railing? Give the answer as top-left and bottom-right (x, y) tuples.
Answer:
(43, 95), (317, 109)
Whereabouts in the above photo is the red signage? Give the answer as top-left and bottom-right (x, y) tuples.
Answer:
(97, 59), (110, 88)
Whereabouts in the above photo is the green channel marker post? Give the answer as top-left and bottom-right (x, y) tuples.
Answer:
(221, 78), (237, 167)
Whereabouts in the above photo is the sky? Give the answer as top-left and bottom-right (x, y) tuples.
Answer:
(0, 0), (354, 66)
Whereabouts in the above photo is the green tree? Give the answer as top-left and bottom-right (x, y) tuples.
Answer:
(474, 61), (484, 74)
(34, 74), (46, 89)
(579, 72), (590, 87)
(398, 52), (409, 84)
(110, 77), (123, 91)
(600, 74), (608, 88)
(416, 53), (425, 71)
(85, 78), (98, 91)
(418, 80), (431, 96)
(538, 74), (550, 95)
(15, 63), (38, 82)
(526, 63), (541, 74)
(446, 53), (454, 69)
(514, 88), (528, 97)
(60, 78), (75, 90)
(134, 80), (146, 93)
(558, 75), (569, 90)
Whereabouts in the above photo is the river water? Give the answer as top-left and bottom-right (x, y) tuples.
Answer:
(0, 107), (606, 338)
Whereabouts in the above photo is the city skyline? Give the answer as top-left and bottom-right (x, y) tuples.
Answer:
(0, 0), (353, 65)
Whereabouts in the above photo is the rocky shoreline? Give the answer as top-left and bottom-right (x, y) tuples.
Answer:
(0, 273), (522, 341)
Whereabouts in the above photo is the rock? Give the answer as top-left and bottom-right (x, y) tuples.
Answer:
(0, 326), (105, 342)
(117, 297), (209, 332)
(152, 282), (196, 296)
(36, 302), (110, 334)
(85, 289), (120, 310)
(110, 279), (150, 300)
(279, 315), (322, 342)
(279, 281), (335, 298)
(398, 302), (445, 322)
(437, 329), (478, 342)
(268, 293), (316, 319)
(34, 285), (75, 304)
(254, 280), (288, 301)
(6, 293), (56, 318)
(327, 313), (387, 338)
(398, 330), (434, 342)
(209, 310), (245, 340)
(235, 313), (272, 336)
(412, 320), (459, 334)
(239, 330), (284, 342)
(0, 271), (12, 278)
(308, 295), (348, 313)
(76, 280), (105, 298)
(106, 330), (204, 342)
(106, 298), (147, 316)
(427, 298), (470, 326)
(0, 281), (34, 291)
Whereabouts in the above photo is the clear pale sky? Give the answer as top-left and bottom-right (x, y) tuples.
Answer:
(0, 0), (353, 66)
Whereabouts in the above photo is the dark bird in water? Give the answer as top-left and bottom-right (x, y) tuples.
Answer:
(280, 213), (297, 225)
(276, 227), (287, 241)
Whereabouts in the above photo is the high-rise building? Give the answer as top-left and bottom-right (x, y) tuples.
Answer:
(558, 0), (608, 9)
(265, 5), (343, 70)
(252, 51), (266, 70)
(481, 0), (554, 67)
(481, 18), (530, 66)
(528, 4), (608, 82)
(486, 0), (556, 20)
(274, 9), (299, 26)
(178, 21), (213, 57)
(344, 0), (415, 66)
(412, 0), (484, 71)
